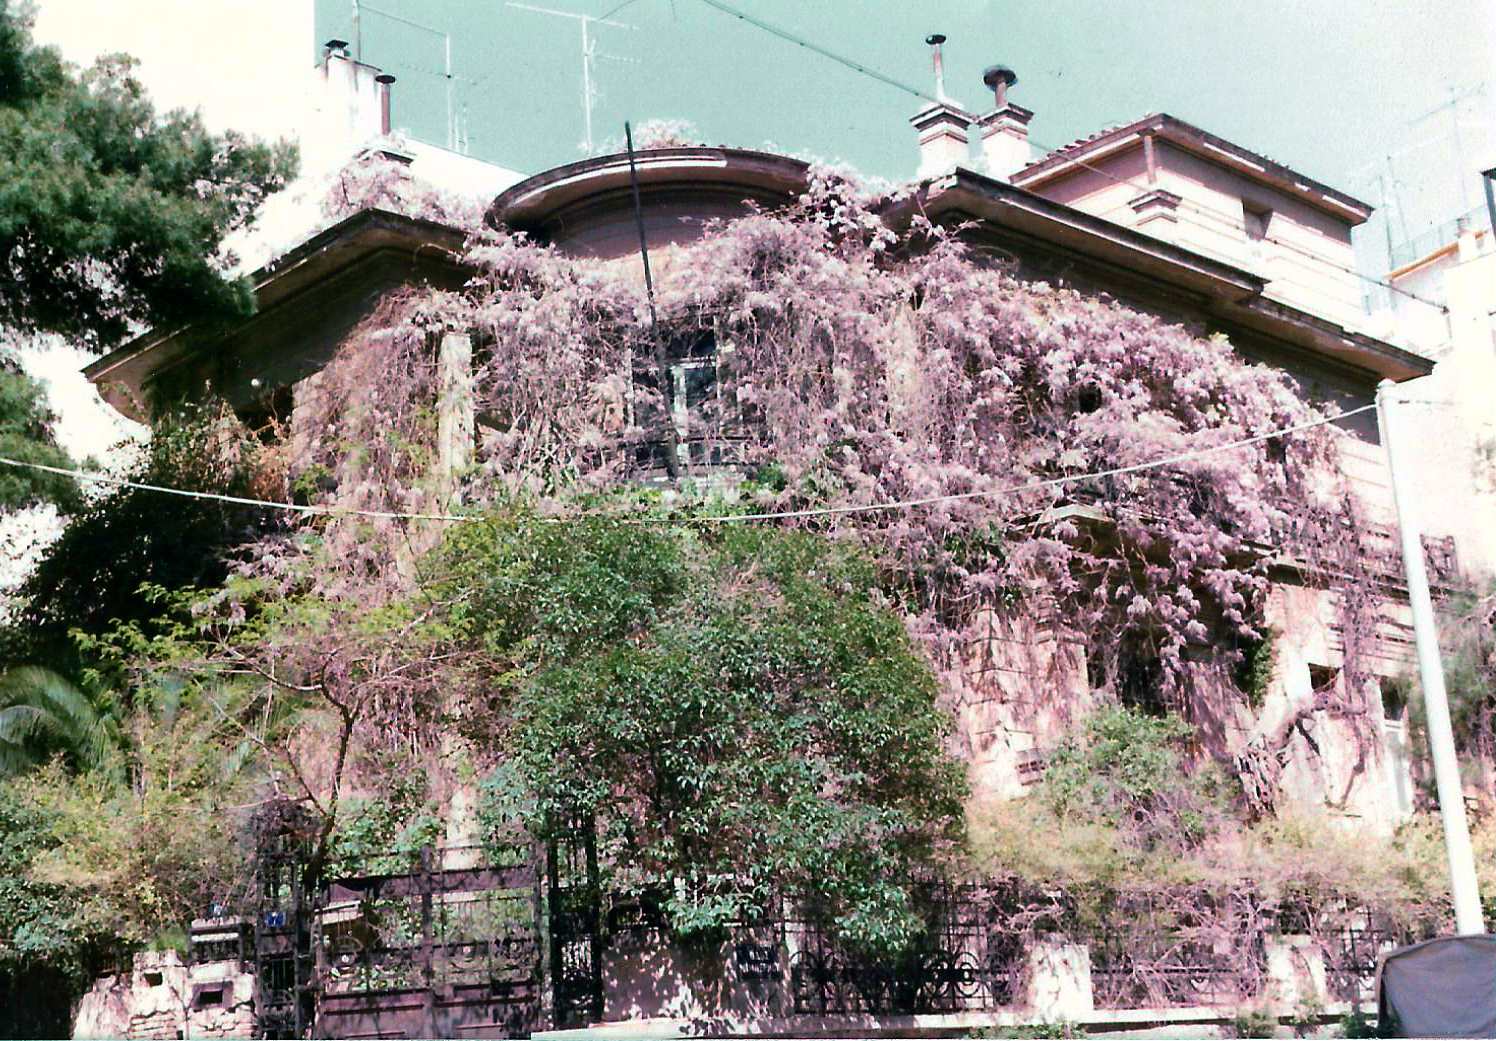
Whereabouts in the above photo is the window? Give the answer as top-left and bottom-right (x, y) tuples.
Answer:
(1242, 201), (1273, 242)
(1380, 676), (1407, 723)
(629, 330), (732, 472)
(239, 384), (294, 445)
(192, 985), (226, 1009)
(1309, 665), (1338, 696)
(1090, 637), (1167, 717)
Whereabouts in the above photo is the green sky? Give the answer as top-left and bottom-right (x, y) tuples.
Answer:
(320, 0), (1492, 261)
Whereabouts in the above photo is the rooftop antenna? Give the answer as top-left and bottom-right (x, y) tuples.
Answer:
(507, 2), (638, 154)
(1411, 83), (1488, 214)
(360, 4), (457, 149)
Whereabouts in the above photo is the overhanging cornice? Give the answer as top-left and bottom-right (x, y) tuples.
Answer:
(889, 167), (1430, 384)
(85, 209), (471, 421)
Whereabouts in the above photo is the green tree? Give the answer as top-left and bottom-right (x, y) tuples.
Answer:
(0, 357), (78, 511)
(0, 1), (296, 351)
(450, 511), (968, 950)
(1, 398), (283, 676)
(0, 666), (120, 780)
(1042, 705), (1230, 854)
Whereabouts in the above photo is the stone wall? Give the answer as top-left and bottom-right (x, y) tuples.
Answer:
(73, 951), (257, 1041)
(955, 605), (1091, 800)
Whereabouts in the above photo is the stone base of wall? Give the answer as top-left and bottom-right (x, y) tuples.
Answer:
(72, 951), (257, 1040)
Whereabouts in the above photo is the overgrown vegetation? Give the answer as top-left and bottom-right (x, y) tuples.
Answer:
(0, 398), (287, 678)
(450, 513), (965, 947)
(0, 152), (1481, 1027)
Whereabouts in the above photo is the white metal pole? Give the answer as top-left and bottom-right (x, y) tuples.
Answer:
(1375, 379), (1485, 934)
(580, 18), (593, 154)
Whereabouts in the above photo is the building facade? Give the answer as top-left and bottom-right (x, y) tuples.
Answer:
(74, 48), (1487, 1040)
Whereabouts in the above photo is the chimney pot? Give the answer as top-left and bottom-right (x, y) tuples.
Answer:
(982, 64), (1017, 110)
(375, 74), (396, 136)
(925, 33), (950, 102)
(975, 64), (1032, 181)
(909, 33), (976, 178)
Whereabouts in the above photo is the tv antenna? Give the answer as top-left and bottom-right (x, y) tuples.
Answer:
(360, 2), (458, 150)
(506, 2), (638, 154)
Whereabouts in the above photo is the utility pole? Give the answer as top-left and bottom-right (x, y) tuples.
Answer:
(506, 2), (637, 154)
(1375, 379), (1485, 936)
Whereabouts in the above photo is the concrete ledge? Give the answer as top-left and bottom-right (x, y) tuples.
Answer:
(530, 1000), (1369, 1038)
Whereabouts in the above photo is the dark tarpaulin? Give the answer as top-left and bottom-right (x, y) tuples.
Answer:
(1378, 934), (1496, 1038)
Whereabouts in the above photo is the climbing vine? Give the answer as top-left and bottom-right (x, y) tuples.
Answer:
(290, 166), (1384, 745)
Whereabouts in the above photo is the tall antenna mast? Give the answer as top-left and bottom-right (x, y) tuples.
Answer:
(506, 2), (637, 153)
(1411, 84), (1488, 214)
(360, 3), (457, 149)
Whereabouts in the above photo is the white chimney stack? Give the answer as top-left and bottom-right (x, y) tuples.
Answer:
(909, 34), (974, 180)
(304, 38), (396, 179)
(976, 65), (1033, 181)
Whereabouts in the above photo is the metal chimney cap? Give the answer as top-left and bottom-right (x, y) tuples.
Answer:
(325, 38), (350, 50)
(925, 33), (946, 46)
(375, 73), (397, 84)
(983, 65), (1017, 89)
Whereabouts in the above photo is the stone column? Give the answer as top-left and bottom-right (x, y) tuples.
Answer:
(1026, 935), (1094, 1022)
(1264, 934), (1327, 1010)
(437, 331), (474, 504)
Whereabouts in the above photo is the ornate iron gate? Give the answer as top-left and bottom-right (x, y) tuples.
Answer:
(314, 844), (542, 1039)
(546, 816), (603, 1028)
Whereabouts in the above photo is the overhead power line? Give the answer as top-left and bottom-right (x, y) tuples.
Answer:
(693, 0), (938, 105)
(687, 0), (1447, 312)
(0, 403), (1377, 526)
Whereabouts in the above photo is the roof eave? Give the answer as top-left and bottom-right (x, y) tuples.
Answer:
(895, 166), (1430, 383)
(84, 208), (472, 421)
(1013, 113), (1374, 226)
(488, 146), (810, 230)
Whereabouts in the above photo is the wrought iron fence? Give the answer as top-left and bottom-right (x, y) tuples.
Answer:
(313, 842), (542, 1038)
(1079, 887), (1266, 1009)
(1273, 897), (1441, 1004)
(788, 884), (1024, 1015)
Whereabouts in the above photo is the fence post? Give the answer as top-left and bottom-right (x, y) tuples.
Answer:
(421, 844), (437, 1037)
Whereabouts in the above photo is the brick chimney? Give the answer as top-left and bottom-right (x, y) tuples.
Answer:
(909, 34), (974, 180)
(976, 65), (1033, 181)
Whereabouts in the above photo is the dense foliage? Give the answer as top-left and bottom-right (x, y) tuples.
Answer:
(0, 149), (1475, 1022)
(1042, 705), (1231, 854)
(448, 513), (966, 946)
(293, 167), (1371, 736)
(0, 2), (295, 349)
(0, 359), (77, 511)
(0, 398), (286, 677)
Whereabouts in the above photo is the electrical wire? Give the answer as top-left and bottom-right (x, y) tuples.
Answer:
(0, 403), (1377, 526)
(686, 0), (1447, 312)
(0, 458), (463, 522)
(693, 0), (937, 106)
